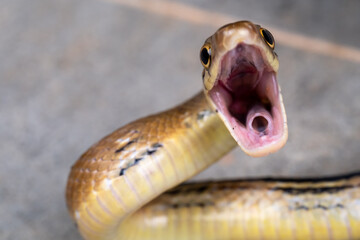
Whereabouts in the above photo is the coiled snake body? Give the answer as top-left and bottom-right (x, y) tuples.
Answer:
(66, 21), (360, 240)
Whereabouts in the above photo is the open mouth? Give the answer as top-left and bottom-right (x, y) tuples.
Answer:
(208, 44), (286, 156)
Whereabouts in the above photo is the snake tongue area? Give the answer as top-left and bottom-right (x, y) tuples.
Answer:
(209, 44), (287, 157)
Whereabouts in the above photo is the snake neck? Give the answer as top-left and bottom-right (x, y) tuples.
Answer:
(65, 91), (236, 239)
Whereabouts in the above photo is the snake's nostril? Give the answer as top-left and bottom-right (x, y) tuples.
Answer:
(251, 116), (268, 133)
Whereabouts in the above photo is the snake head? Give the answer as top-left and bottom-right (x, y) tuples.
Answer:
(201, 21), (288, 157)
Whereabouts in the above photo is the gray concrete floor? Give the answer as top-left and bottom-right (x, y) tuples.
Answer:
(1, 0), (360, 239)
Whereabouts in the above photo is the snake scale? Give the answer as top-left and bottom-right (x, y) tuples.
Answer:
(66, 21), (360, 240)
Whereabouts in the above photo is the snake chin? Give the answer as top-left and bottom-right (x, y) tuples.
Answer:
(208, 43), (287, 157)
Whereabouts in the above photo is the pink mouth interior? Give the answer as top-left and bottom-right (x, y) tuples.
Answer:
(209, 44), (284, 151)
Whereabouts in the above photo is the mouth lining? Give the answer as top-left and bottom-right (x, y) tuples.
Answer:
(208, 44), (285, 155)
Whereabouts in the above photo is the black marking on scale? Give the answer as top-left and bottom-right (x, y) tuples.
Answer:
(119, 168), (126, 176)
(273, 185), (353, 195)
(170, 201), (214, 209)
(115, 138), (138, 153)
(119, 143), (163, 176)
(291, 203), (345, 211)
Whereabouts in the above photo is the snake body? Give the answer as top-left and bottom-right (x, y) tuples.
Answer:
(66, 21), (360, 239)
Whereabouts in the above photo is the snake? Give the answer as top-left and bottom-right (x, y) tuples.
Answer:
(66, 21), (360, 240)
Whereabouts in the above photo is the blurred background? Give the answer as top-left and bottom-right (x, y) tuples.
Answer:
(1, 0), (360, 239)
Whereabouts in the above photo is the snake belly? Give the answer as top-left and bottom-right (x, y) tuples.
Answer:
(66, 21), (360, 240)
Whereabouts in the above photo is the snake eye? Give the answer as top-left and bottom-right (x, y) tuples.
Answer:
(260, 28), (275, 49)
(200, 45), (211, 68)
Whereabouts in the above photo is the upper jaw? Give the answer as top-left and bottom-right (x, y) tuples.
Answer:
(208, 43), (287, 157)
